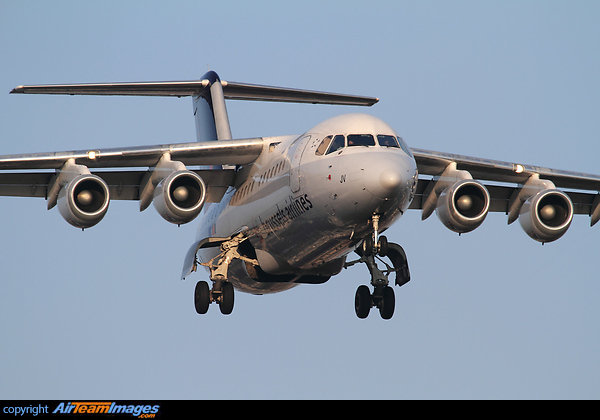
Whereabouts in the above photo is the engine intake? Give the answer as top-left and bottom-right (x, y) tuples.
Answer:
(436, 179), (490, 233)
(519, 189), (573, 243)
(153, 170), (206, 225)
(57, 174), (110, 229)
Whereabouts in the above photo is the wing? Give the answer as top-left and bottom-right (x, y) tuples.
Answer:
(0, 137), (268, 228)
(0, 138), (265, 170)
(409, 148), (600, 238)
(0, 137), (265, 201)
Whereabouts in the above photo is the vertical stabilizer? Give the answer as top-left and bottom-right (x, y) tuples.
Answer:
(193, 71), (233, 142)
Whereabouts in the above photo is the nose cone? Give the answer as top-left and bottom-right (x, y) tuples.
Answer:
(379, 168), (403, 191)
(364, 160), (405, 200)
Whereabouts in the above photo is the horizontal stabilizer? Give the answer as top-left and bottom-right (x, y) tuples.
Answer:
(11, 79), (378, 106)
(223, 81), (378, 106)
(10, 80), (208, 97)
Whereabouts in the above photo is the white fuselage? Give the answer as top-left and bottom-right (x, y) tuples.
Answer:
(196, 114), (418, 294)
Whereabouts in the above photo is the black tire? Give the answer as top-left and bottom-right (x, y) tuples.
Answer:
(355, 285), (372, 319)
(362, 235), (374, 256)
(219, 282), (235, 315)
(379, 286), (395, 320)
(194, 281), (210, 314)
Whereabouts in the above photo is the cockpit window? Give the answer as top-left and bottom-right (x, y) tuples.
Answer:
(347, 134), (375, 147)
(315, 135), (333, 156)
(396, 136), (413, 157)
(326, 134), (346, 154)
(377, 135), (400, 148)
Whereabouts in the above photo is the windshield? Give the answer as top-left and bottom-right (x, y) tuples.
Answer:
(315, 135), (333, 156)
(377, 135), (400, 148)
(347, 134), (375, 147)
(396, 136), (413, 157)
(326, 134), (346, 154)
(315, 133), (410, 156)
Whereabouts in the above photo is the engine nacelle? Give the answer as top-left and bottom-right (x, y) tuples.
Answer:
(57, 174), (110, 229)
(436, 179), (490, 233)
(519, 189), (573, 243)
(153, 170), (206, 225)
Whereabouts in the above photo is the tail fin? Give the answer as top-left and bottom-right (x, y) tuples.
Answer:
(193, 71), (232, 142)
(11, 71), (379, 143)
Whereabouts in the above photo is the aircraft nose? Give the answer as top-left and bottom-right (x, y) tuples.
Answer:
(379, 168), (403, 191)
(364, 160), (404, 200)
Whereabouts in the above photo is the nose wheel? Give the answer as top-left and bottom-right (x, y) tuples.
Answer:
(345, 231), (410, 320)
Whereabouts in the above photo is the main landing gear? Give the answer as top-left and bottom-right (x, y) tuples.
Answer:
(193, 234), (258, 316)
(194, 279), (235, 315)
(344, 215), (410, 320)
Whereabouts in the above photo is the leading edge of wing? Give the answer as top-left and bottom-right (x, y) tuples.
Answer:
(412, 148), (600, 192)
(0, 138), (266, 170)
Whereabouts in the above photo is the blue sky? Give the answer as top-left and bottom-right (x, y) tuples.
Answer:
(1, 1), (599, 399)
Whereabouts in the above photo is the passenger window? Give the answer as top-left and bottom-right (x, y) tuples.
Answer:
(377, 135), (400, 148)
(315, 136), (333, 156)
(326, 135), (346, 154)
(347, 134), (375, 147)
(396, 136), (413, 157)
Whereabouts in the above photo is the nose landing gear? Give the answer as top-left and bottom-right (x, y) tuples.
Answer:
(345, 226), (410, 320)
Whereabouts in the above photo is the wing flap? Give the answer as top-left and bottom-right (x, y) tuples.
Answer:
(0, 172), (54, 198)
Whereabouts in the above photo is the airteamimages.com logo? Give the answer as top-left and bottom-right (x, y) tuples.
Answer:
(53, 402), (160, 417)
(3, 402), (160, 418)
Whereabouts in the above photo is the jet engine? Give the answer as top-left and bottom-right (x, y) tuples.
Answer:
(57, 174), (110, 229)
(153, 170), (206, 225)
(519, 189), (573, 243)
(436, 179), (490, 233)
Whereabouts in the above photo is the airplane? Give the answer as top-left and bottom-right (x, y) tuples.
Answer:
(2, 70), (600, 320)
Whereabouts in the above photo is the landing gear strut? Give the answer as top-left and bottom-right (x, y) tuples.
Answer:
(345, 216), (410, 320)
(193, 234), (258, 316)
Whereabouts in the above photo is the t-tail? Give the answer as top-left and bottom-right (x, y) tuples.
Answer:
(11, 70), (378, 144)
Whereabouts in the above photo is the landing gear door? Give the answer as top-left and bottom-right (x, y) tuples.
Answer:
(289, 135), (311, 193)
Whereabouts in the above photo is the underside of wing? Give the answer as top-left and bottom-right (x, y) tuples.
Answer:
(410, 148), (600, 240)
